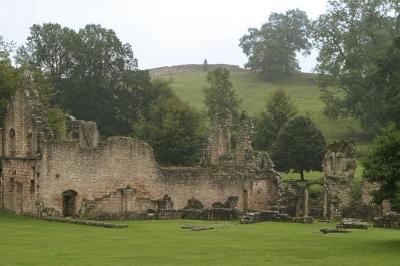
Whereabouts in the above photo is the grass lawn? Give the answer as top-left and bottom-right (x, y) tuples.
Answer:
(1, 211), (400, 266)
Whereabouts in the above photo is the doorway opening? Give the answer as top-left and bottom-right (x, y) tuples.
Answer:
(62, 190), (77, 217)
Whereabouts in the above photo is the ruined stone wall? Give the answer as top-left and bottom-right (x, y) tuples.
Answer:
(323, 140), (356, 211)
(38, 137), (161, 215)
(159, 167), (250, 210)
(1, 88), (52, 215)
(161, 166), (280, 211)
(1, 86), (282, 218)
(2, 89), (52, 158)
(1, 159), (38, 214)
(208, 115), (232, 166)
(361, 180), (381, 206)
(236, 111), (254, 166)
(0, 128), (3, 157)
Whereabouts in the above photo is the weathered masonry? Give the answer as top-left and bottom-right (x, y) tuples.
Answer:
(0, 84), (282, 218)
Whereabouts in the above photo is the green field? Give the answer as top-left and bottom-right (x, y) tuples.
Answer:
(1, 211), (399, 266)
(150, 69), (364, 145)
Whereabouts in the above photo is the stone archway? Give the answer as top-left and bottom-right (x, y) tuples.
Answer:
(62, 190), (77, 217)
(304, 182), (329, 219)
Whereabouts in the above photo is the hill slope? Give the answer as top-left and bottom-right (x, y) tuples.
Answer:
(149, 66), (363, 145)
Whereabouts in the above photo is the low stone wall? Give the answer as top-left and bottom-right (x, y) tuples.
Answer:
(374, 212), (400, 229)
(42, 217), (128, 228)
(240, 210), (314, 224)
(83, 208), (240, 221)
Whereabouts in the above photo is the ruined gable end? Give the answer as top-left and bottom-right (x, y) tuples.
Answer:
(2, 88), (53, 158)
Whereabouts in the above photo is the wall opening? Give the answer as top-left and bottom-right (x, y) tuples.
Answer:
(9, 129), (16, 156)
(27, 132), (33, 155)
(306, 184), (328, 219)
(62, 190), (78, 217)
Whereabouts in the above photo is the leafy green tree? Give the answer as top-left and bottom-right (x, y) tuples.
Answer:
(313, 0), (399, 132)
(16, 23), (75, 87)
(18, 23), (168, 137)
(0, 36), (18, 126)
(271, 116), (326, 180)
(203, 68), (240, 121)
(133, 97), (205, 166)
(254, 89), (297, 150)
(363, 125), (400, 211)
(240, 9), (311, 80)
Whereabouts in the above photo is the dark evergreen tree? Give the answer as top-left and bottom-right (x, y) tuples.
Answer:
(133, 97), (205, 166)
(203, 67), (240, 121)
(254, 89), (297, 150)
(271, 116), (326, 180)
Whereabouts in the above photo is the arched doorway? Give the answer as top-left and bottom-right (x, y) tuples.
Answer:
(62, 190), (77, 217)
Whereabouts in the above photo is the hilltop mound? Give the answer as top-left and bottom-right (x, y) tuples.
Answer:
(148, 64), (243, 74)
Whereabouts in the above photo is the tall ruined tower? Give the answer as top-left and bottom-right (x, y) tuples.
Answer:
(0, 74), (53, 214)
(323, 139), (356, 217)
(235, 111), (254, 166)
(206, 113), (233, 166)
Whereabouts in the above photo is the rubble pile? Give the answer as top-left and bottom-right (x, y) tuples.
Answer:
(336, 218), (368, 229)
(373, 212), (400, 228)
(240, 210), (313, 224)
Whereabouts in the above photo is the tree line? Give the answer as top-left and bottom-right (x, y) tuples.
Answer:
(0, 0), (399, 209)
(240, 0), (399, 134)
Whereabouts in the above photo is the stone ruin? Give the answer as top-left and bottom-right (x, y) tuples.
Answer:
(284, 139), (357, 220)
(0, 78), (393, 223)
(0, 82), (283, 220)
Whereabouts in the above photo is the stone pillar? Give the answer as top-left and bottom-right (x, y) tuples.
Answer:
(304, 188), (309, 217)
(295, 198), (301, 218)
(323, 190), (328, 219)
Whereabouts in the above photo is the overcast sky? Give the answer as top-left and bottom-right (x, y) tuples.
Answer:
(0, 0), (328, 71)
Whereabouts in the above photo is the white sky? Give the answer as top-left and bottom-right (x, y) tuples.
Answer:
(0, 0), (328, 71)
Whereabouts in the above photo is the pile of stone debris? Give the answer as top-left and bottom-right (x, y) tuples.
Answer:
(320, 218), (368, 234)
(373, 212), (400, 228)
(240, 210), (314, 224)
(336, 218), (368, 229)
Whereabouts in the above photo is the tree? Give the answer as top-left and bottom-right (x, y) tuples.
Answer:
(363, 125), (400, 211)
(133, 97), (205, 166)
(271, 116), (326, 180)
(18, 23), (167, 137)
(16, 23), (75, 87)
(239, 9), (312, 80)
(0, 36), (18, 126)
(313, 0), (399, 133)
(254, 89), (297, 150)
(203, 68), (240, 121)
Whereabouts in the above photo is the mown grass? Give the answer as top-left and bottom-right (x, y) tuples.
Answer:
(1, 211), (400, 266)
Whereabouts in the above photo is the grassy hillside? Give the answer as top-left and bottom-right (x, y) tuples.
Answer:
(1, 211), (400, 266)
(150, 67), (364, 145)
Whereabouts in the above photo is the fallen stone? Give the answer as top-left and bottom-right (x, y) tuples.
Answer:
(42, 217), (128, 228)
(320, 228), (351, 234)
(181, 224), (214, 231)
(336, 218), (368, 229)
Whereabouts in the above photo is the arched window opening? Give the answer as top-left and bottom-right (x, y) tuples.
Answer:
(9, 129), (16, 156)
